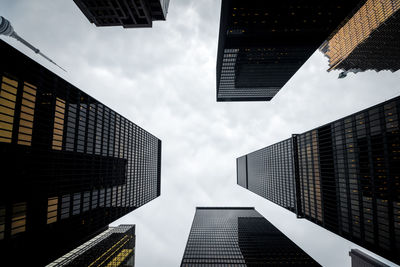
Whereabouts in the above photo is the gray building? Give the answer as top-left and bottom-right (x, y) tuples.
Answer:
(349, 249), (389, 267)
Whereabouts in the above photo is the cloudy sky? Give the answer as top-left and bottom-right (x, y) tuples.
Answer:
(2, 1), (400, 266)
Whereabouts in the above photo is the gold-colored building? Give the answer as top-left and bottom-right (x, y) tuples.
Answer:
(321, 0), (400, 74)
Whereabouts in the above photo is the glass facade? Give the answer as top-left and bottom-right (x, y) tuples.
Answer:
(321, 0), (400, 73)
(237, 138), (296, 212)
(216, 0), (361, 101)
(0, 40), (161, 266)
(47, 224), (135, 267)
(237, 96), (400, 265)
(73, 0), (170, 28)
(180, 207), (320, 266)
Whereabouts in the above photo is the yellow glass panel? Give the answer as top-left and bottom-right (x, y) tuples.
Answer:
(24, 81), (36, 90)
(11, 226), (25, 235)
(18, 133), (31, 141)
(0, 122), (12, 131)
(0, 105), (14, 116)
(2, 76), (18, 87)
(0, 129), (12, 138)
(52, 140), (62, 146)
(12, 219), (26, 228)
(0, 90), (16, 101)
(18, 127), (32, 134)
(47, 217), (57, 224)
(0, 98), (15, 109)
(54, 117), (64, 124)
(21, 106), (34, 115)
(18, 140), (30, 146)
(47, 210), (57, 217)
(56, 106), (65, 113)
(0, 137), (11, 143)
(21, 99), (35, 108)
(0, 114), (13, 123)
(53, 128), (63, 135)
(48, 197), (58, 206)
(23, 86), (36, 96)
(20, 113), (33, 121)
(19, 120), (32, 128)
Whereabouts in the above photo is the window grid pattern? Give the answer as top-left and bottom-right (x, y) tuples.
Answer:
(0, 76), (18, 143)
(181, 208), (319, 266)
(17, 82), (37, 146)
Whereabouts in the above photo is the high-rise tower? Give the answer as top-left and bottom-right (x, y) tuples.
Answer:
(237, 95), (400, 265)
(216, 0), (362, 101)
(320, 0), (400, 77)
(0, 40), (162, 266)
(181, 207), (320, 266)
(48, 224), (136, 267)
(73, 0), (170, 28)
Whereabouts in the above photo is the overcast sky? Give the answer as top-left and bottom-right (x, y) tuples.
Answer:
(2, 1), (400, 266)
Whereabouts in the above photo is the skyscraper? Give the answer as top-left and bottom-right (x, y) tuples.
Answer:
(73, 0), (170, 28)
(181, 207), (320, 266)
(47, 224), (136, 267)
(237, 95), (400, 265)
(349, 249), (390, 267)
(216, 0), (362, 101)
(0, 40), (162, 266)
(320, 0), (400, 77)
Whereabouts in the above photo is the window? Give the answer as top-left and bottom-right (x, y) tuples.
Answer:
(47, 197), (58, 224)
(72, 192), (81, 215)
(61, 194), (70, 219)
(11, 202), (26, 236)
(52, 97), (65, 150)
(0, 206), (5, 239)
(0, 76), (18, 143)
(17, 82), (37, 146)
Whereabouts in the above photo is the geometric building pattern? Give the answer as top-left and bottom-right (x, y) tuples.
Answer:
(0, 40), (161, 266)
(320, 0), (400, 74)
(73, 0), (170, 28)
(181, 207), (320, 266)
(238, 95), (400, 265)
(47, 224), (135, 267)
(216, 0), (362, 101)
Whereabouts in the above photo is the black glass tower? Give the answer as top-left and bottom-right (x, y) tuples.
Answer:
(0, 40), (162, 266)
(237, 95), (400, 265)
(48, 224), (135, 267)
(216, 0), (362, 101)
(73, 0), (170, 28)
(180, 207), (320, 266)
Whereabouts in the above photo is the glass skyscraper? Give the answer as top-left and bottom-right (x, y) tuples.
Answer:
(320, 0), (400, 76)
(216, 0), (362, 101)
(0, 40), (162, 266)
(48, 224), (135, 267)
(73, 0), (170, 28)
(180, 207), (320, 266)
(237, 95), (400, 265)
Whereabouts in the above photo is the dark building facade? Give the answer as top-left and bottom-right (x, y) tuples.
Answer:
(47, 224), (135, 267)
(349, 249), (390, 267)
(237, 96), (400, 265)
(0, 40), (161, 266)
(320, 0), (400, 76)
(216, 0), (362, 101)
(180, 207), (320, 266)
(73, 0), (170, 28)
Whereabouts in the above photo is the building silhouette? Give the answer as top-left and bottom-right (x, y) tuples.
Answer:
(180, 207), (320, 266)
(216, 0), (362, 101)
(47, 224), (135, 267)
(349, 249), (390, 267)
(73, 0), (170, 28)
(320, 0), (400, 77)
(237, 95), (400, 265)
(0, 40), (162, 266)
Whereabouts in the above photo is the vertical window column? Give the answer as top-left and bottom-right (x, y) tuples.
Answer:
(0, 76), (18, 143)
